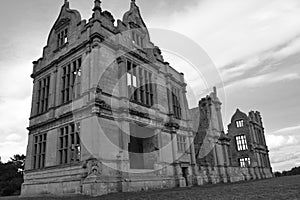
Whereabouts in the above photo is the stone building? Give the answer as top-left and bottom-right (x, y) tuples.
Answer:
(190, 89), (273, 184)
(22, 0), (272, 196)
(227, 109), (272, 180)
(191, 87), (231, 184)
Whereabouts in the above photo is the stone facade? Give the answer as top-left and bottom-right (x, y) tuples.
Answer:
(227, 109), (273, 180)
(190, 88), (273, 185)
(21, 1), (272, 197)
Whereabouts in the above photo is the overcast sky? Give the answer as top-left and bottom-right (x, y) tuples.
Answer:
(0, 0), (300, 172)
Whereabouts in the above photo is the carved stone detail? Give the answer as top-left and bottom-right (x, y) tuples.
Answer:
(54, 18), (71, 31)
(83, 158), (103, 177)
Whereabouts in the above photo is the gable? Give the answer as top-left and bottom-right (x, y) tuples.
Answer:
(43, 2), (83, 59)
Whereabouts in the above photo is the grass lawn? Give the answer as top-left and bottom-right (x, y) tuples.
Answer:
(1, 175), (299, 200)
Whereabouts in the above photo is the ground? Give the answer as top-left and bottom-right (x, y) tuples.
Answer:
(1, 175), (300, 200)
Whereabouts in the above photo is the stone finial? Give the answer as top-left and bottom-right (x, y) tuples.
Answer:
(213, 86), (217, 95)
(131, 0), (136, 8)
(64, 0), (69, 7)
(93, 0), (102, 12)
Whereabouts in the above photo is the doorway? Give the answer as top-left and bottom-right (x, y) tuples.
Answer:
(181, 167), (189, 186)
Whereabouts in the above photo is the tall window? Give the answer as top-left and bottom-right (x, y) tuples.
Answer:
(262, 154), (269, 167)
(235, 135), (248, 151)
(61, 57), (82, 104)
(127, 61), (138, 101)
(239, 157), (251, 167)
(236, 120), (244, 128)
(255, 128), (264, 145)
(36, 76), (50, 114)
(33, 133), (47, 169)
(172, 87), (182, 119)
(144, 70), (154, 106)
(127, 60), (154, 107)
(57, 28), (68, 48)
(59, 123), (81, 165)
(177, 135), (187, 153)
(139, 68), (145, 103)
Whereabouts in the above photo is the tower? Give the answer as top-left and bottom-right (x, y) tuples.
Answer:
(193, 88), (231, 183)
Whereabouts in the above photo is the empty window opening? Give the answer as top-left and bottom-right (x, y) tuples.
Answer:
(59, 122), (81, 165)
(128, 124), (158, 169)
(127, 60), (154, 107)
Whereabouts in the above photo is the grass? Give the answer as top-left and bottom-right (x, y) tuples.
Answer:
(1, 175), (300, 200)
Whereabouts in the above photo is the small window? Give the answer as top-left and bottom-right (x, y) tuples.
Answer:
(236, 120), (244, 128)
(57, 28), (68, 48)
(177, 135), (187, 153)
(239, 157), (250, 167)
(235, 135), (248, 151)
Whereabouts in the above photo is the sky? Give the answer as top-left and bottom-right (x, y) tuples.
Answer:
(0, 0), (300, 172)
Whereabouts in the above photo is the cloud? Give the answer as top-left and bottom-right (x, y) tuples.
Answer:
(0, 96), (30, 162)
(0, 140), (27, 161)
(5, 134), (22, 142)
(266, 134), (299, 150)
(271, 153), (299, 164)
(273, 125), (300, 135)
(149, 0), (300, 68)
(269, 146), (300, 171)
(219, 34), (300, 86)
(225, 72), (300, 91)
(146, 0), (300, 110)
(272, 36), (300, 59)
(267, 124), (300, 171)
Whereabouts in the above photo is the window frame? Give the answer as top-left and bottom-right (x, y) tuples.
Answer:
(236, 120), (244, 128)
(57, 28), (68, 48)
(126, 60), (154, 107)
(235, 135), (248, 151)
(172, 87), (182, 119)
(177, 135), (187, 153)
(36, 75), (51, 115)
(61, 57), (82, 104)
(58, 122), (81, 165)
(239, 157), (251, 168)
(32, 133), (47, 169)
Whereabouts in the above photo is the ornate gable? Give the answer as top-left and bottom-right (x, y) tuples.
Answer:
(43, 1), (82, 58)
(122, 0), (148, 29)
(231, 109), (248, 124)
